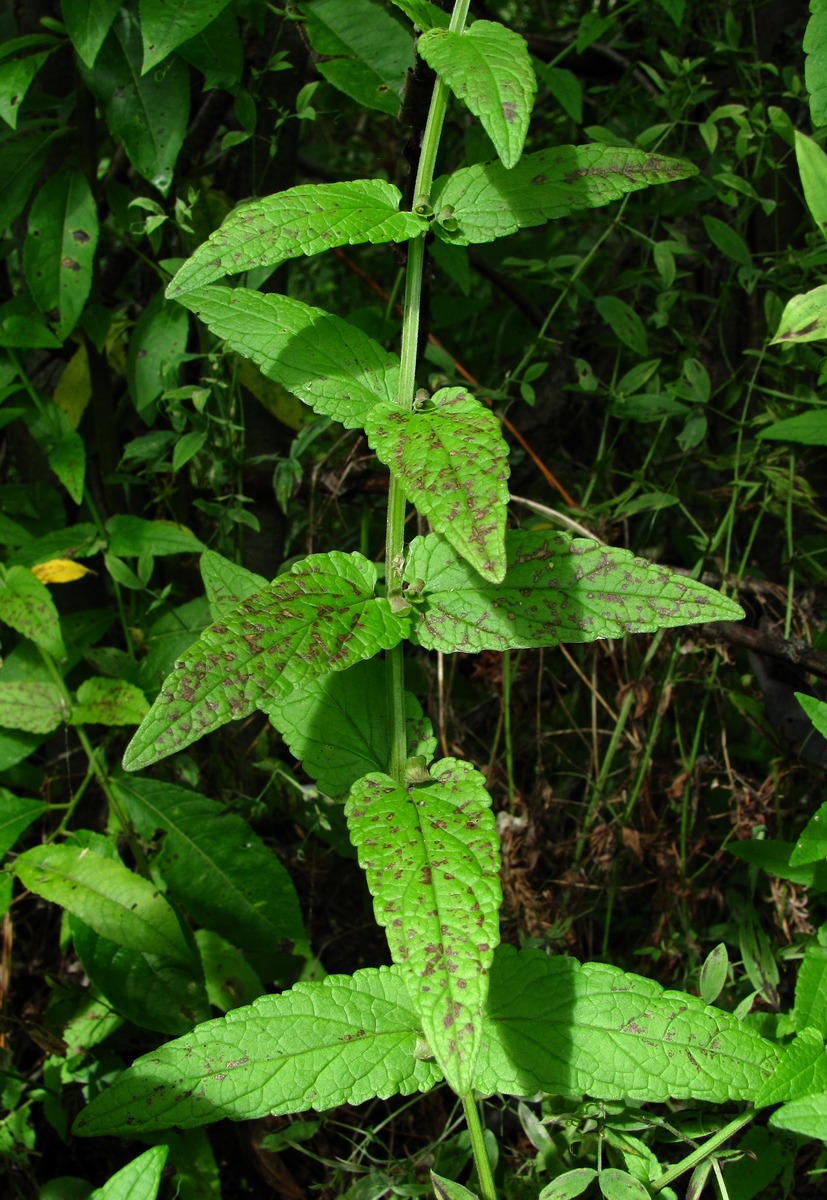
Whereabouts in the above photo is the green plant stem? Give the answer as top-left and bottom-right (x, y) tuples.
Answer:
(385, 0), (470, 783)
(461, 1093), (496, 1200)
(650, 1110), (755, 1192)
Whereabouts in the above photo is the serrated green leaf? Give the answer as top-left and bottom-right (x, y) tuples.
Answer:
(805, 0), (827, 128)
(300, 0), (414, 115)
(794, 943), (827, 1035)
(107, 515), (204, 557)
(200, 549), (267, 621)
(263, 657), (436, 798)
(770, 285), (827, 345)
(70, 677), (149, 726)
(754, 1027), (827, 1107)
(90, 1146), (169, 1200)
(431, 146), (697, 246)
(405, 530), (745, 653)
(61, 0), (123, 68)
(180, 287), (400, 428)
(418, 23), (536, 169)
(366, 388), (509, 581)
(474, 945), (780, 1103)
(0, 789), (47, 858)
(140, 0), (234, 73)
(0, 565), (67, 659)
(0, 682), (66, 733)
(116, 776), (309, 977)
(73, 965), (443, 1135)
(346, 759), (501, 1094)
(167, 181), (427, 295)
(72, 918), (211, 1035)
(123, 552), (409, 771)
(768, 1092), (827, 1139)
(388, 0), (448, 30)
(23, 170), (99, 338)
(14, 842), (193, 965)
(80, 8), (189, 195)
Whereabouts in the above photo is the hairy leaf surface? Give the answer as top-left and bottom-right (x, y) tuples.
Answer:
(346, 760), (501, 1093)
(263, 657), (436, 798)
(74, 966), (442, 1135)
(405, 531), (744, 652)
(431, 146), (698, 245)
(168, 181), (427, 295)
(180, 287), (399, 427)
(116, 777), (309, 975)
(123, 552), (409, 771)
(15, 842), (193, 965)
(474, 946), (780, 1102)
(366, 388), (509, 581)
(0, 565), (66, 659)
(418, 22), (535, 168)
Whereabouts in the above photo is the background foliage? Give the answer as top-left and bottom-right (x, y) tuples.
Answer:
(3, 0), (827, 1196)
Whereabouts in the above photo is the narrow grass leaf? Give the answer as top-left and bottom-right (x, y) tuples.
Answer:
(346, 759), (501, 1094)
(430, 146), (697, 245)
(180, 287), (399, 428)
(263, 657), (435, 798)
(0, 565), (66, 659)
(88, 1145), (168, 1200)
(168, 181), (427, 295)
(140, 0), (234, 73)
(365, 388), (509, 581)
(123, 552), (409, 771)
(417, 22), (536, 168)
(14, 842), (193, 965)
(116, 776), (309, 976)
(73, 966), (442, 1135)
(474, 945), (780, 1102)
(405, 531), (745, 653)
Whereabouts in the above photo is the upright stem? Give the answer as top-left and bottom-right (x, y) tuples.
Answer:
(385, 0), (471, 783)
(462, 1093), (497, 1200)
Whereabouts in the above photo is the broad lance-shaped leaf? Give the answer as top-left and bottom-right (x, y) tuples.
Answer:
(365, 388), (510, 582)
(404, 530), (744, 653)
(23, 168), (99, 338)
(418, 22), (536, 170)
(75, 947), (779, 1138)
(123, 552), (409, 772)
(430, 146), (698, 246)
(346, 759), (501, 1095)
(14, 842), (193, 965)
(475, 945), (780, 1104)
(263, 656), (436, 799)
(180, 287), (400, 428)
(168, 180), (428, 296)
(140, 0), (234, 73)
(74, 965), (443, 1135)
(90, 1146), (168, 1200)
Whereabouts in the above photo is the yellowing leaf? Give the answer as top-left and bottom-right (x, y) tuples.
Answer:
(31, 558), (92, 584)
(53, 343), (93, 429)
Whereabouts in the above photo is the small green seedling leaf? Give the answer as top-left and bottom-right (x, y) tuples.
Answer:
(0, 565), (67, 659)
(23, 169), (99, 338)
(140, 0), (234, 73)
(405, 530), (744, 653)
(474, 945), (780, 1103)
(794, 942), (827, 1036)
(431, 1171), (481, 1200)
(74, 965), (442, 1135)
(346, 759), (501, 1094)
(539, 1169), (599, 1200)
(263, 656), (435, 798)
(366, 388), (510, 581)
(70, 677), (149, 726)
(14, 842), (193, 965)
(168, 181), (428, 295)
(417, 22), (536, 169)
(430, 146), (698, 245)
(770, 285), (827, 346)
(200, 549), (268, 621)
(699, 942), (728, 1005)
(123, 552), (410, 771)
(0, 682), (66, 733)
(116, 777), (309, 976)
(180, 287), (400, 428)
(89, 1145), (168, 1200)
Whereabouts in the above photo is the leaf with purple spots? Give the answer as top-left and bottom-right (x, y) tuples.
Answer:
(405, 529), (744, 653)
(365, 388), (509, 583)
(418, 21), (536, 169)
(123, 552), (410, 771)
(345, 758), (501, 1094)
